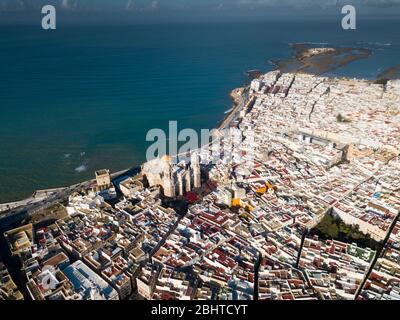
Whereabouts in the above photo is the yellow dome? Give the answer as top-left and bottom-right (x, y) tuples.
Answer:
(162, 155), (172, 163)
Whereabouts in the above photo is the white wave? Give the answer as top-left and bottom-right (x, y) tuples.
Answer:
(224, 108), (233, 114)
(357, 42), (392, 47)
(301, 42), (329, 46)
(64, 153), (71, 158)
(75, 164), (88, 173)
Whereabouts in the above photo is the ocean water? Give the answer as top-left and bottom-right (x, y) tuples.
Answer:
(0, 18), (399, 203)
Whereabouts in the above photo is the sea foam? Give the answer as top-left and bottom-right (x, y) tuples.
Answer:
(75, 164), (88, 173)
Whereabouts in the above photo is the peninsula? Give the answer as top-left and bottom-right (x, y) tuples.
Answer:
(1, 66), (400, 301)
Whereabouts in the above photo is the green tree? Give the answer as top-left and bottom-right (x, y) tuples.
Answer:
(327, 224), (339, 238)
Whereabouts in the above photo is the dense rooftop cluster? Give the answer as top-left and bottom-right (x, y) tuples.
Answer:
(299, 237), (375, 300)
(1, 71), (399, 300)
(359, 221), (400, 300)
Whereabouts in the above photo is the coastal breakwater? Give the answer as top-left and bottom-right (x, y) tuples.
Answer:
(0, 167), (140, 229)
(0, 188), (67, 213)
(217, 87), (248, 130)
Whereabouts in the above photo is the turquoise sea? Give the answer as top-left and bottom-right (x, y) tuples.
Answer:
(0, 18), (399, 202)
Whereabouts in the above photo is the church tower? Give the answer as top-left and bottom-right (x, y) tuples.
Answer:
(162, 157), (176, 198)
(191, 153), (201, 189)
